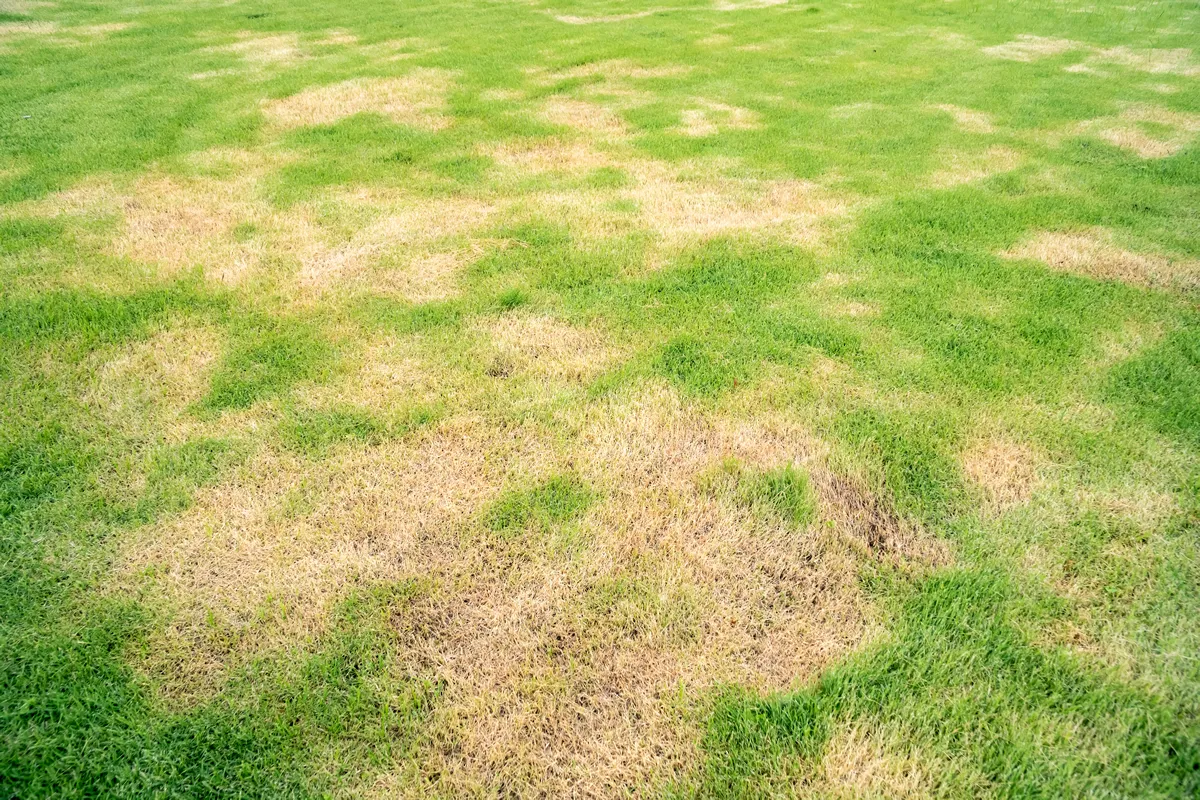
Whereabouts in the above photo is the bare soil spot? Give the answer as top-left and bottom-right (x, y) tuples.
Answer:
(263, 70), (454, 130)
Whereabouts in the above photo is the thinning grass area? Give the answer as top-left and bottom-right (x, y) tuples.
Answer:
(2, 0), (1198, 796)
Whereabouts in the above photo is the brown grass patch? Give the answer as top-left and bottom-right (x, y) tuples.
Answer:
(961, 437), (1041, 512)
(675, 100), (761, 137)
(292, 194), (495, 290)
(263, 70), (454, 130)
(535, 59), (692, 83)
(817, 726), (942, 799)
(1002, 227), (1200, 290)
(86, 324), (223, 440)
(713, 0), (790, 9)
(539, 97), (631, 138)
(625, 161), (856, 247)
(1077, 104), (1200, 158)
(929, 103), (996, 134)
(551, 9), (666, 24)
(981, 34), (1079, 62)
(207, 32), (303, 69)
(483, 314), (618, 383)
(1087, 46), (1200, 77)
(484, 137), (618, 174)
(927, 145), (1022, 188)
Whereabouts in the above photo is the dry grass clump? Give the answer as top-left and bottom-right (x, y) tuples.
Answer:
(712, 0), (790, 9)
(960, 437), (1042, 513)
(1002, 227), (1200, 290)
(117, 421), (538, 702)
(625, 161), (856, 247)
(928, 103), (996, 134)
(1084, 46), (1200, 77)
(291, 193), (495, 290)
(551, 9), (665, 25)
(981, 35), (1079, 62)
(85, 324), (223, 441)
(484, 138), (619, 174)
(675, 100), (761, 137)
(816, 726), (943, 799)
(263, 69), (454, 130)
(206, 32), (303, 69)
(927, 145), (1022, 188)
(539, 97), (632, 138)
(1076, 104), (1200, 158)
(483, 314), (619, 383)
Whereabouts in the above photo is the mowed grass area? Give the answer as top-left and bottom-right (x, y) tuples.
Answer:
(1, 0), (1199, 796)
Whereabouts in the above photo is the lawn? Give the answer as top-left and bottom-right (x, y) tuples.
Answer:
(1, 0), (1198, 796)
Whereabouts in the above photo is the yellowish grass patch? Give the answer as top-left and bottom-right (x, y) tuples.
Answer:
(1077, 104), (1200, 158)
(1002, 227), (1200, 290)
(539, 97), (632, 138)
(961, 437), (1042, 512)
(483, 314), (619, 383)
(675, 100), (761, 137)
(927, 145), (1022, 188)
(263, 69), (454, 130)
(817, 726), (942, 799)
(206, 32), (303, 69)
(929, 103), (996, 134)
(982, 34), (1079, 62)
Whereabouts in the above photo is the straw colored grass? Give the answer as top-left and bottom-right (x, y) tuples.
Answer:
(982, 35), (1079, 62)
(1003, 227), (1200, 290)
(263, 70), (454, 130)
(961, 437), (1042, 513)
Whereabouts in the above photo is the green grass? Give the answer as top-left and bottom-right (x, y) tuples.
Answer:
(1, 0), (1198, 796)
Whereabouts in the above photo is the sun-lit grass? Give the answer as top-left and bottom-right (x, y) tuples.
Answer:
(1, 0), (1198, 796)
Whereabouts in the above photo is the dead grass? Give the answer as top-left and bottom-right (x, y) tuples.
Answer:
(1077, 104), (1200, 158)
(982, 35), (1079, 62)
(1085, 46), (1200, 77)
(928, 103), (996, 134)
(675, 100), (761, 137)
(927, 146), (1022, 188)
(551, 9), (667, 24)
(961, 437), (1042, 513)
(816, 726), (942, 799)
(206, 32), (303, 69)
(263, 70), (454, 130)
(539, 97), (632, 138)
(484, 138), (619, 174)
(1002, 227), (1200, 290)
(483, 314), (619, 383)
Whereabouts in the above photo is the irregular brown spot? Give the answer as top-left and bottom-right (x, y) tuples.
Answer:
(818, 726), (952, 798)
(539, 97), (631, 138)
(961, 437), (1041, 512)
(483, 314), (619, 383)
(982, 34), (1079, 62)
(263, 70), (454, 130)
(1077, 104), (1200, 158)
(928, 145), (1022, 188)
(1002, 228), (1200, 290)
(205, 32), (303, 69)
(929, 103), (996, 134)
(675, 100), (761, 137)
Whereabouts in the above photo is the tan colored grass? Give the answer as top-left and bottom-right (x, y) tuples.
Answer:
(961, 437), (1041, 512)
(539, 97), (631, 138)
(263, 70), (454, 130)
(625, 160), (856, 247)
(1002, 227), (1200, 290)
(675, 100), (761, 137)
(86, 324), (223, 441)
(483, 314), (618, 383)
(534, 59), (692, 83)
(1077, 104), (1200, 158)
(551, 9), (665, 24)
(0, 21), (57, 36)
(929, 103), (996, 134)
(817, 726), (939, 799)
(292, 193), (495, 290)
(927, 145), (1022, 188)
(982, 34), (1079, 62)
(1087, 46), (1200, 77)
(207, 33), (303, 68)
(484, 137), (618, 174)
(712, 0), (790, 9)
(316, 29), (358, 46)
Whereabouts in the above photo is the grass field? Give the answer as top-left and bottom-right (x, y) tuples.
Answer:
(1, 0), (1199, 796)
